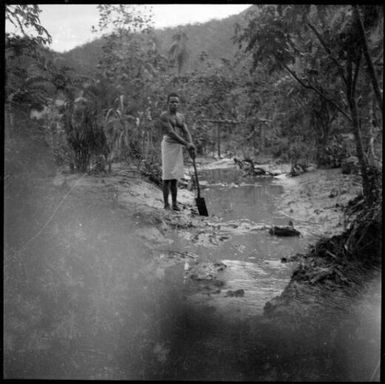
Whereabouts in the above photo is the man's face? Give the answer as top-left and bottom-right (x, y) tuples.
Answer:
(168, 96), (179, 113)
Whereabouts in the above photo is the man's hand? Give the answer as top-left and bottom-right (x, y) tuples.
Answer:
(187, 143), (196, 159)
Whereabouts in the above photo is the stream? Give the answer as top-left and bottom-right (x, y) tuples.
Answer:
(150, 166), (379, 381)
(156, 167), (314, 320)
(132, 165), (380, 381)
(4, 164), (380, 381)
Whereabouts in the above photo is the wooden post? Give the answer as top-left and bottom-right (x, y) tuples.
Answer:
(260, 123), (265, 153)
(253, 127), (257, 157)
(198, 119), (243, 158)
(217, 124), (221, 158)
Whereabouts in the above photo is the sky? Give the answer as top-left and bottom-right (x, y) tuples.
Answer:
(28, 4), (251, 53)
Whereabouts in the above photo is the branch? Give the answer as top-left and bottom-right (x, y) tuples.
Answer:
(256, 117), (272, 123)
(283, 64), (352, 122)
(346, 50), (353, 100)
(6, 9), (21, 30)
(198, 117), (271, 125)
(306, 20), (348, 86)
(14, 14), (27, 37)
(199, 119), (243, 124)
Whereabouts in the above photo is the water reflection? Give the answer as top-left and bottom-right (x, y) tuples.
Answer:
(200, 167), (288, 225)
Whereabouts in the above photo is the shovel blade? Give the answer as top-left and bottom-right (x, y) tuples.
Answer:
(195, 197), (209, 216)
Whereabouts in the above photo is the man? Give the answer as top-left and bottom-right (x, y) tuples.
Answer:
(159, 92), (196, 211)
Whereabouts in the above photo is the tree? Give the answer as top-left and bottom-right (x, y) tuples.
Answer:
(168, 31), (190, 75)
(353, 5), (383, 115)
(64, 100), (102, 173)
(5, 4), (52, 48)
(92, 5), (154, 89)
(5, 5), (52, 138)
(236, 4), (382, 203)
(90, 4), (174, 172)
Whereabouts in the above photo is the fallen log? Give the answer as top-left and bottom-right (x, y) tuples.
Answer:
(288, 163), (306, 177)
(269, 221), (301, 237)
(234, 158), (274, 176)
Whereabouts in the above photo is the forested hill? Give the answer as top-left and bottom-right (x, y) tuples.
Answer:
(153, 11), (248, 70)
(59, 8), (250, 74)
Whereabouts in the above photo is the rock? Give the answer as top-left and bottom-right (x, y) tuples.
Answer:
(213, 262), (227, 271)
(184, 261), (227, 281)
(225, 289), (245, 297)
(285, 253), (305, 263)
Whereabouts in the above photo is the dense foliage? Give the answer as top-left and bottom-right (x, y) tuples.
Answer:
(5, 4), (383, 199)
(235, 4), (383, 202)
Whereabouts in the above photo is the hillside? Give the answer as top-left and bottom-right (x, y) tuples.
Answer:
(60, 7), (251, 75)
(153, 12), (248, 71)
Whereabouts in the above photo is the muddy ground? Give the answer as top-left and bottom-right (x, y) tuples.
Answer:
(4, 155), (380, 381)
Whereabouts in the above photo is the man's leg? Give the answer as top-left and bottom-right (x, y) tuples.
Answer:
(163, 180), (171, 209)
(170, 179), (180, 211)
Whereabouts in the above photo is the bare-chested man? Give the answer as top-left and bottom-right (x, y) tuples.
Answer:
(159, 92), (196, 211)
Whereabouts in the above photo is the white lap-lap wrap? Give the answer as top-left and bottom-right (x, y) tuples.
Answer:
(161, 136), (184, 180)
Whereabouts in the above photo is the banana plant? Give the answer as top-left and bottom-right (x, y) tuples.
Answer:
(104, 95), (138, 172)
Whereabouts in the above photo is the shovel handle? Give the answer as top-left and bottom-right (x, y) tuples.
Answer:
(192, 157), (201, 198)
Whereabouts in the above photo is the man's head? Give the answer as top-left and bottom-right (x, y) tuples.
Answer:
(167, 92), (180, 113)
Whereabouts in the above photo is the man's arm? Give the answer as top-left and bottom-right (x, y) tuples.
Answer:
(181, 121), (193, 145)
(181, 118), (196, 157)
(160, 114), (190, 146)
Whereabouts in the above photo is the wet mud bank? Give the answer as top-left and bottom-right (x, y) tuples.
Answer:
(263, 169), (381, 382)
(263, 166), (379, 315)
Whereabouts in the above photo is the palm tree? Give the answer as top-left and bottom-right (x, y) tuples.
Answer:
(168, 31), (190, 75)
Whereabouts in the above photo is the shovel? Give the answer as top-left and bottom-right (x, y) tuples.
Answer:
(192, 156), (209, 216)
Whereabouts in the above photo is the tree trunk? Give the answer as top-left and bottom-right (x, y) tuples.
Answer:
(353, 5), (383, 116)
(348, 95), (380, 203)
(347, 84), (372, 202)
(141, 122), (146, 158)
(316, 130), (329, 167)
(345, 46), (379, 203)
(5, 104), (14, 140)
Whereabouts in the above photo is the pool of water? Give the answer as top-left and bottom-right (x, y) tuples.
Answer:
(155, 167), (312, 322)
(201, 168), (308, 256)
